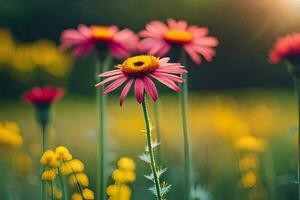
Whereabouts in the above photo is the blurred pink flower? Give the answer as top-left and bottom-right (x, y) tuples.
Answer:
(23, 86), (64, 107)
(269, 33), (300, 64)
(60, 24), (139, 59)
(95, 55), (186, 105)
(139, 19), (219, 65)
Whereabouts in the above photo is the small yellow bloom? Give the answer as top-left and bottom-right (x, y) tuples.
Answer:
(112, 169), (136, 183)
(118, 157), (136, 171)
(241, 171), (257, 188)
(55, 190), (63, 199)
(235, 135), (266, 153)
(55, 146), (72, 161)
(61, 159), (84, 175)
(71, 188), (94, 200)
(69, 173), (89, 187)
(40, 150), (60, 167)
(41, 169), (57, 181)
(107, 184), (131, 200)
(239, 155), (257, 172)
(0, 121), (23, 149)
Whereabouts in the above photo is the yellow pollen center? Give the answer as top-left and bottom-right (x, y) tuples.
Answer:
(164, 30), (193, 44)
(91, 26), (114, 41)
(120, 55), (160, 74)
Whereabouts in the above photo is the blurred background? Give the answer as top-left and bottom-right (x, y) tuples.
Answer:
(1, 0), (300, 200)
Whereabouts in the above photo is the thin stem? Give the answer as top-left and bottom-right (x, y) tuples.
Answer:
(58, 166), (68, 200)
(42, 125), (47, 200)
(95, 52), (112, 200)
(153, 101), (162, 163)
(51, 181), (54, 200)
(67, 162), (85, 200)
(179, 52), (193, 200)
(294, 76), (300, 200)
(142, 96), (162, 200)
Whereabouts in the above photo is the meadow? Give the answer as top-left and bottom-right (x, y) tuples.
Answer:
(1, 88), (298, 200)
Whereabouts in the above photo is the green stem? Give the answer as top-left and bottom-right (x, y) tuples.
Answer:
(95, 52), (113, 200)
(42, 125), (47, 200)
(179, 53), (193, 200)
(142, 95), (162, 200)
(51, 181), (54, 200)
(153, 101), (162, 163)
(58, 166), (68, 200)
(294, 76), (300, 200)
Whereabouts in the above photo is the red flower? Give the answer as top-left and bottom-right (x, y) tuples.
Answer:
(23, 86), (64, 107)
(269, 33), (300, 64)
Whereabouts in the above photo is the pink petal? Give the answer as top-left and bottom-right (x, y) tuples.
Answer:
(193, 37), (219, 47)
(95, 74), (125, 87)
(120, 79), (133, 106)
(150, 21), (168, 32)
(152, 72), (184, 83)
(134, 78), (145, 103)
(143, 76), (158, 101)
(184, 45), (201, 64)
(154, 67), (187, 74)
(98, 69), (123, 77)
(158, 57), (170, 64)
(177, 20), (188, 30)
(167, 18), (179, 29)
(103, 77), (128, 94)
(192, 46), (216, 62)
(150, 74), (180, 91)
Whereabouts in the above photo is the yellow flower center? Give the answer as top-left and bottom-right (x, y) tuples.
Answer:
(120, 55), (159, 74)
(91, 26), (114, 41)
(164, 29), (193, 44)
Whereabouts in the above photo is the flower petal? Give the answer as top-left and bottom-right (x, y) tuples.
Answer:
(143, 76), (158, 101)
(98, 69), (123, 77)
(103, 77), (128, 94)
(95, 74), (125, 87)
(134, 78), (145, 103)
(184, 45), (201, 64)
(120, 79), (133, 106)
(150, 74), (180, 91)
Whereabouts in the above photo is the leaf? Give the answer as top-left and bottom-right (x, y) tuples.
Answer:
(148, 186), (158, 196)
(145, 140), (160, 152)
(139, 153), (151, 163)
(160, 183), (172, 197)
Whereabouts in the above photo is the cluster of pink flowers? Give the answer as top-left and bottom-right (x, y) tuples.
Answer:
(59, 19), (219, 65)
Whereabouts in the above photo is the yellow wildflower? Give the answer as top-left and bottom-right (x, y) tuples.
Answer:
(41, 169), (58, 181)
(241, 171), (257, 188)
(239, 155), (257, 171)
(0, 121), (23, 149)
(112, 169), (136, 183)
(234, 135), (266, 153)
(55, 146), (72, 161)
(0, 28), (14, 65)
(61, 159), (84, 175)
(107, 184), (131, 200)
(118, 157), (136, 171)
(68, 173), (89, 187)
(40, 150), (60, 167)
(71, 188), (94, 200)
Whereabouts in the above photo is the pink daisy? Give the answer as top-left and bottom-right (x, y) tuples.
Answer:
(95, 55), (187, 105)
(60, 24), (139, 58)
(138, 19), (219, 65)
(269, 33), (300, 64)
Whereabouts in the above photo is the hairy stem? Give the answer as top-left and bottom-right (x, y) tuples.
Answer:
(142, 96), (162, 200)
(153, 101), (162, 163)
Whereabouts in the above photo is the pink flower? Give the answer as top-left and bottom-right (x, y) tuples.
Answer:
(23, 86), (64, 107)
(138, 19), (219, 65)
(269, 33), (300, 64)
(60, 24), (139, 59)
(95, 55), (187, 105)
